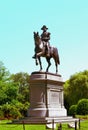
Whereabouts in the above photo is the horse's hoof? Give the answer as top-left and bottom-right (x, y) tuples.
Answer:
(46, 70), (48, 72)
(36, 62), (38, 65)
(39, 70), (42, 72)
(56, 71), (58, 74)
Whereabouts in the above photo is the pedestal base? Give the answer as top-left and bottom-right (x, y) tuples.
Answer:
(28, 71), (67, 117)
(28, 107), (67, 117)
(48, 107), (67, 117)
(29, 108), (47, 117)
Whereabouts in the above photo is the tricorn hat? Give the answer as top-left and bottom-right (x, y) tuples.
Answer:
(41, 25), (48, 30)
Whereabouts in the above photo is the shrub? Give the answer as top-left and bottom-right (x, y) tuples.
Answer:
(9, 107), (22, 119)
(1, 104), (11, 118)
(77, 99), (88, 115)
(69, 105), (77, 117)
(76, 115), (88, 119)
(0, 109), (4, 119)
(1, 103), (22, 119)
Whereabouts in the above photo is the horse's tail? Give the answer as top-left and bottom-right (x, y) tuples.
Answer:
(54, 47), (60, 64)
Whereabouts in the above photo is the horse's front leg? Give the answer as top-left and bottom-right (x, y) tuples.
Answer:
(34, 54), (38, 65)
(35, 51), (43, 68)
(35, 58), (38, 65)
(38, 57), (42, 71)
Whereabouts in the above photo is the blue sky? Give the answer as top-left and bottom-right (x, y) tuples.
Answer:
(0, 0), (88, 80)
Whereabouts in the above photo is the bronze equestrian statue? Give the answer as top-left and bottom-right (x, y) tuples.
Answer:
(32, 25), (60, 74)
(32, 25), (51, 58)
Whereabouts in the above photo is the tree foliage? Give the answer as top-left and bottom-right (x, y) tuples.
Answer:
(0, 61), (10, 81)
(0, 61), (30, 119)
(10, 72), (30, 103)
(64, 70), (88, 110)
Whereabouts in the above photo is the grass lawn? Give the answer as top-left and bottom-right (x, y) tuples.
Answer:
(0, 119), (88, 130)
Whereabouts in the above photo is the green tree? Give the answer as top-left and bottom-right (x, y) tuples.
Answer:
(64, 70), (88, 110)
(0, 61), (10, 81)
(0, 62), (30, 118)
(10, 72), (30, 103)
(10, 72), (30, 117)
(0, 61), (12, 105)
(5, 82), (18, 103)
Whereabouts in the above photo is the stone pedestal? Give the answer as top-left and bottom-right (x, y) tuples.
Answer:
(28, 71), (67, 117)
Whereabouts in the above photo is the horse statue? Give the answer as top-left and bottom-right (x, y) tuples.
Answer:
(33, 32), (60, 74)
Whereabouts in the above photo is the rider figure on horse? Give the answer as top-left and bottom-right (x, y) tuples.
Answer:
(41, 25), (51, 57)
(32, 25), (51, 59)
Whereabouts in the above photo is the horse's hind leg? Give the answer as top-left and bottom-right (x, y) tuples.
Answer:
(46, 58), (51, 72)
(53, 58), (58, 74)
(56, 63), (58, 74)
(53, 57), (58, 74)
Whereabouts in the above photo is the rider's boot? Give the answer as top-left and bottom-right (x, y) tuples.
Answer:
(32, 54), (36, 59)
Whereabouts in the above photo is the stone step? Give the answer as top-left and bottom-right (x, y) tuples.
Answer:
(12, 116), (79, 124)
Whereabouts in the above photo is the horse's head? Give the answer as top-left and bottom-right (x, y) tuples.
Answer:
(33, 32), (41, 46)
